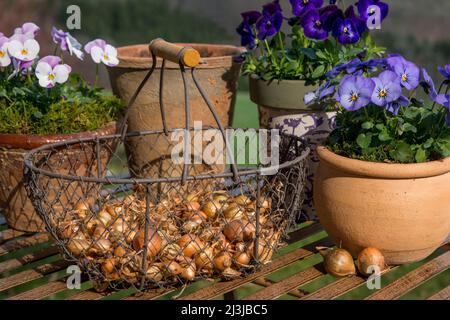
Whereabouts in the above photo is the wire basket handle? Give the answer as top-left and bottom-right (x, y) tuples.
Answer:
(118, 38), (240, 183)
(150, 38), (201, 68)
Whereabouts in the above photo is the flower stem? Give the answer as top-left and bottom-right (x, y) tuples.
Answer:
(264, 39), (278, 68)
(94, 64), (99, 88)
(277, 33), (286, 59)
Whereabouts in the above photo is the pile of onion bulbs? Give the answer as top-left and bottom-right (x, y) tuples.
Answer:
(57, 190), (283, 287)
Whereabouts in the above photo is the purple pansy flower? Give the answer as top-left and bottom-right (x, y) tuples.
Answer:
(386, 95), (410, 115)
(321, 5), (344, 32)
(337, 75), (375, 111)
(290, 0), (323, 17)
(386, 55), (420, 90)
(35, 56), (71, 88)
(332, 18), (360, 44)
(301, 9), (329, 40)
(371, 70), (402, 107)
(422, 68), (441, 101)
(0, 35), (11, 67)
(357, 0), (389, 22)
(438, 65), (450, 80)
(345, 5), (368, 34)
(51, 27), (84, 60)
(236, 11), (261, 49)
(256, 1), (283, 40)
(85, 39), (119, 67)
(14, 22), (40, 39)
(304, 81), (336, 105)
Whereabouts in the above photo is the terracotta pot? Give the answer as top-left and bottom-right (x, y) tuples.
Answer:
(314, 146), (450, 265)
(0, 123), (118, 232)
(271, 112), (337, 221)
(249, 75), (321, 128)
(107, 43), (244, 177)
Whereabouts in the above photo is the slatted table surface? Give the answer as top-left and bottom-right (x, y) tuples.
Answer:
(0, 215), (449, 301)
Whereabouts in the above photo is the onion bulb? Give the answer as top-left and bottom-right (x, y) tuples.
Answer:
(164, 261), (183, 276)
(146, 264), (163, 282)
(132, 228), (162, 258)
(180, 260), (196, 281)
(93, 239), (113, 254)
(202, 200), (223, 219)
(213, 252), (232, 271)
(234, 251), (251, 266)
(98, 209), (112, 226)
(114, 246), (127, 258)
(234, 195), (251, 206)
(194, 247), (214, 270)
(213, 194), (229, 203)
(74, 203), (89, 219)
(249, 239), (273, 263)
(185, 201), (201, 212)
(67, 238), (90, 256)
(101, 258), (116, 274)
(223, 204), (245, 220)
(177, 234), (205, 258)
(357, 247), (386, 276)
(223, 220), (256, 242)
(319, 247), (356, 277)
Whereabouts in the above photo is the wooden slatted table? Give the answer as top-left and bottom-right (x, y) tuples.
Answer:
(0, 215), (449, 301)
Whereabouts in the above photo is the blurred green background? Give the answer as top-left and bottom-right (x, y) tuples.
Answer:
(0, 0), (448, 300)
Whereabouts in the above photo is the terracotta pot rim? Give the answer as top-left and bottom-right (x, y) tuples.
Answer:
(115, 43), (245, 69)
(0, 122), (118, 150)
(317, 146), (450, 179)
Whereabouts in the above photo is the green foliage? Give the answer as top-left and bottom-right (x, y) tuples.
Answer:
(242, 29), (385, 85)
(327, 102), (450, 163)
(0, 73), (124, 135)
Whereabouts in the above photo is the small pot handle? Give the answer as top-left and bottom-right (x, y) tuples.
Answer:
(149, 38), (201, 67)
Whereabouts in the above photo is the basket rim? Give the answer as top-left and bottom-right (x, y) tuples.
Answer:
(23, 129), (310, 185)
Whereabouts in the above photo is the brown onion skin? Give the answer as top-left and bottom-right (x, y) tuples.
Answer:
(132, 228), (162, 258)
(357, 247), (386, 276)
(223, 220), (256, 242)
(177, 234), (204, 258)
(322, 248), (356, 277)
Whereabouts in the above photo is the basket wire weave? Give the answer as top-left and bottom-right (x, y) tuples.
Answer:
(24, 40), (310, 291)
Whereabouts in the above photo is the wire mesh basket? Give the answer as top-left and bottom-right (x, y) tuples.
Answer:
(24, 39), (310, 291)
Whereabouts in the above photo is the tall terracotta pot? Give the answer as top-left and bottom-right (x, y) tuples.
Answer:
(107, 43), (244, 177)
(0, 123), (117, 232)
(314, 146), (450, 265)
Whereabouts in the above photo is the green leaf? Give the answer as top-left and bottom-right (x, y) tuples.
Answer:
(415, 147), (427, 163)
(361, 121), (374, 129)
(311, 65), (326, 78)
(402, 123), (417, 133)
(300, 48), (317, 60)
(390, 142), (415, 163)
(357, 133), (372, 149)
(378, 131), (392, 141)
(424, 138), (434, 149)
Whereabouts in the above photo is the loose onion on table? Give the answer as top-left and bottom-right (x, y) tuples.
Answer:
(318, 247), (356, 277)
(357, 247), (386, 276)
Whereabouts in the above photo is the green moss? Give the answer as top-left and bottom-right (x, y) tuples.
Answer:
(0, 73), (124, 135)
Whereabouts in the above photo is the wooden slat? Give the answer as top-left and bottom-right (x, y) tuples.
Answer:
(301, 275), (366, 300)
(244, 265), (324, 300)
(427, 286), (450, 300)
(0, 246), (59, 274)
(286, 223), (324, 245)
(0, 234), (50, 256)
(6, 281), (68, 300)
(0, 229), (26, 244)
(253, 278), (305, 298)
(179, 238), (332, 300)
(123, 288), (172, 300)
(66, 290), (106, 300)
(366, 250), (450, 300)
(0, 260), (69, 292)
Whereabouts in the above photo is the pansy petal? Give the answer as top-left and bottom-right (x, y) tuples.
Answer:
(38, 75), (53, 88)
(0, 54), (11, 67)
(54, 64), (71, 84)
(35, 62), (52, 78)
(7, 40), (24, 57)
(90, 46), (104, 64)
